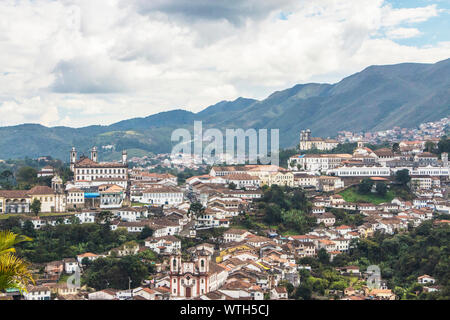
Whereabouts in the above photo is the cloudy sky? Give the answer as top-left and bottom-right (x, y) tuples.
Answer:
(0, 0), (449, 127)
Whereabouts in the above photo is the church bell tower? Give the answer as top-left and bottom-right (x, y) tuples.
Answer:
(70, 147), (77, 172)
(90, 146), (98, 163)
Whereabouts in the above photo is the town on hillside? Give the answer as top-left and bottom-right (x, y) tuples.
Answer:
(1, 128), (449, 301)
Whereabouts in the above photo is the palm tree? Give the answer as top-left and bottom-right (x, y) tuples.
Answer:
(0, 231), (34, 292)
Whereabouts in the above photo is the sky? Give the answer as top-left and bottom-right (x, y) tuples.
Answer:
(0, 0), (449, 128)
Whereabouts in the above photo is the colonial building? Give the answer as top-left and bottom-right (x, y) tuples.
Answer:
(28, 184), (66, 213)
(140, 186), (184, 206)
(224, 174), (261, 189)
(0, 176), (66, 214)
(0, 190), (30, 214)
(327, 165), (391, 177)
(99, 184), (125, 209)
(267, 171), (294, 187)
(299, 129), (339, 151)
(169, 249), (228, 299)
(289, 154), (352, 172)
(66, 188), (85, 209)
(37, 166), (55, 178)
(70, 147), (128, 189)
(129, 170), (178, 186)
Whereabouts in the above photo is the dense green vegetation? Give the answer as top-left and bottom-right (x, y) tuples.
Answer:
(83, 255), (151, 290)
(291, 221), (450, 300)
(287, 220), (450, 300)
(0, 159), (73, 189)
(350, 221), (450, 299)
(340, 173), (413, 204)
(328, 208), (365, 227)
(0, 219), (137, 263)
(235, 185), (315, 235)
(339, 186), (396, 205)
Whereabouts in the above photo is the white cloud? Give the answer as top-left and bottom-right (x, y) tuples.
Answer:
(380, 4), (439, 26)
(0, 0), (448, 127)
(386, 27), (423, 39)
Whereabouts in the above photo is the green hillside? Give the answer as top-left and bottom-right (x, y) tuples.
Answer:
(0, 58), (449, 160)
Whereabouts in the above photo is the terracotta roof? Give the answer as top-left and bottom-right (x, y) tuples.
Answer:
(28, 185), (55, 195)
(0, 190), (30, 198)
(274, 286), (287, 294)
(226, 174), (260, 181)
(75, 157), (127, 168)
(225, 228), (249, 235)
(100, 185), (124, 193)
(416, 152), (438, 158)
(373, 148), (394, 157)
(77, 252), (98, 258)
(143, 186), (183, 193)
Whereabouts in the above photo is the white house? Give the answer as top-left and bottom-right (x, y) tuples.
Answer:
(418, 275), (436, 285)
(77, 252), (100, 265)
(63, 258), (79, 274)
(327, 165), (391, 177)
(88, 289), (118, 300)
(270, 286), (288, 300)
(223, 229), (252, 243)
(23, 285), (51, 300)
(141, 186), (184, 206)
(144, 235), (181, 254)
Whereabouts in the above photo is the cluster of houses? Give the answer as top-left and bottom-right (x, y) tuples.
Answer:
(336, 117), (449, 145)
(1, 135), (449, 300)
(289, 140), (449, 179)
(13, 214), (445, 300)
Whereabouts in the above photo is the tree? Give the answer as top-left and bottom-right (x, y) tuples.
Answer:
(139, 226), (154, 240)
(0, 170), (13, 184)
(395, 169), (411, 186)
(95, 211), (114, 224)
(188, 202), (205, 217)
(294, 284), (312, 300)
(68, 216), (81, 225)
(263, 203), (282, 224)
(0, 231), (34, 292)
(81, 257), (92, 267)
(424, 141), (436, 153)
(228, 182), (237, 190)
(59, 166), (74, 184)
(376, 182), (387, 197)
(21, 220), (36, 237)
(317, 248), (330, 265)
(358, 179), (373, 194)
(392, 143), (400, 153)
(30, 199), (41, 216)
(84, 256), (149, 290)
(278, 280), (295, 297)
(438, 137), (450, 154)
(16, 166), (37, 186)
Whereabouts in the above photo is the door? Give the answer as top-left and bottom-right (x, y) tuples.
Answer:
(185, 287), (191, 298)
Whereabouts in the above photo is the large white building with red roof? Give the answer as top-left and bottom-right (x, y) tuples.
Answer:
(70, 146), (129, 189)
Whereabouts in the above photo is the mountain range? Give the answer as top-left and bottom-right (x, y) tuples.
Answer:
(1, 58), (449, 161)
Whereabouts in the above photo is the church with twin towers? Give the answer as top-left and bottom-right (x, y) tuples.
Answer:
(69, 146), (129, 189)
